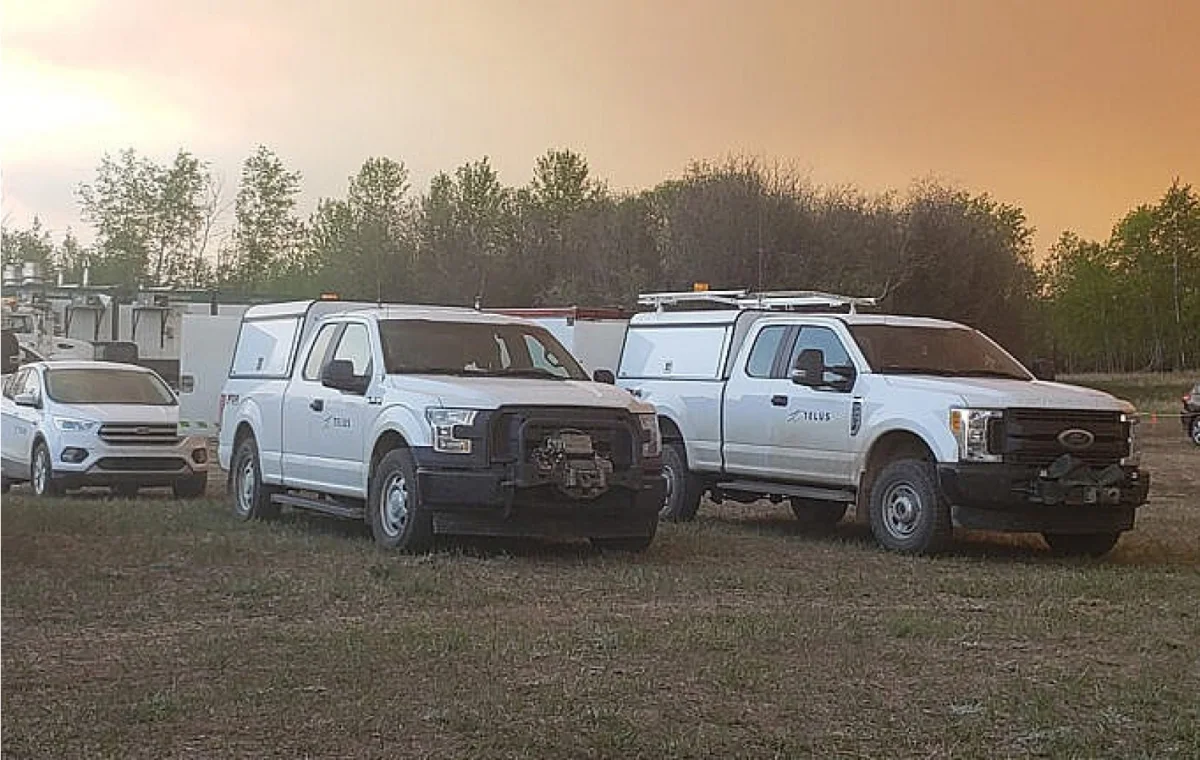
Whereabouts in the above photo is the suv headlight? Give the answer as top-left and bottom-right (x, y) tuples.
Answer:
(425, 408), (478, 454)
(1121, 413), (1141, 467)
(949, 408), (1003, 463)
(637, 413), (662, 458)
(53, 417), (99, 433)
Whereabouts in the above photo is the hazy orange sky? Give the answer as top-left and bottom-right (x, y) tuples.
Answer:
(2, 0), (1197, 255)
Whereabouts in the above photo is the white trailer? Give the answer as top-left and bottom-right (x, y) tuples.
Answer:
(489, 307), (631, 374)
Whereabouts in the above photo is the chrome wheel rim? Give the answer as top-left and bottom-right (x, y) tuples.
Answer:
(236, 458), (256, 515)
(1191, 419), (1200, 445)
(381, 473), (409, 538)
(659, 462), (676, 517)
(882, 483), (922, 540)
(32, 448), (48, 495)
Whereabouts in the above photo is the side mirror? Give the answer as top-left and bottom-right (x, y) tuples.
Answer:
(1030, 358), (1056, 381)
(791, 349), (825, 387)
(593, 368), (616, 385)
(14, 391), (40, 408)
(321, 359), (368, 394)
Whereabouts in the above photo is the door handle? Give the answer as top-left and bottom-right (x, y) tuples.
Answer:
(771, 394), (788, 407)
(310, 399), (324, 412)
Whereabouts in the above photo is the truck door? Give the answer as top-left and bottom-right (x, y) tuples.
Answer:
(770, 326), (857, 484)
(722, 324), (791, 477)
(281, 322), (343, 492)
(311, 322), (378, 494)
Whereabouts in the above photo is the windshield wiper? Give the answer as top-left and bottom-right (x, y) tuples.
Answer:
(472, 368), (568, 380)
(392, 367), (472, 376)
(879, 366), (959, 377)
(955, 369), (1031, 381)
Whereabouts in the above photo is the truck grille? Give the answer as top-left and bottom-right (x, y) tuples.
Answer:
(489, 406), (637, 468)
(1002, 408), (1128, 467)
(98, 423), (181, 446)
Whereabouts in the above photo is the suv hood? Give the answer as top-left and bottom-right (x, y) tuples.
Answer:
(57, 403), (180, 423)
(385, 375), (646, 412)
(880, 376), (1135, 413)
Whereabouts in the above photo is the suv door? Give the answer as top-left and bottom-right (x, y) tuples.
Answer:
(1, 369), (32, 472)
(771, 326), (858, 484)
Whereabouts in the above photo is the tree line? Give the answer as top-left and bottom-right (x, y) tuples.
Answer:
(2, 146), (1196, 371)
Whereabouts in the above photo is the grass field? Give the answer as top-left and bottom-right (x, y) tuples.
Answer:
(3, 425), (1197, 758)
(1061, 371), (1195, 414)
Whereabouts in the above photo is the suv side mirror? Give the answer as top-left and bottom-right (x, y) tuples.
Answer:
(14, 391), (40, 408)
(593, 368), (616, 385)
(321, 359), (368, 394)
(791, 349), (825, 387)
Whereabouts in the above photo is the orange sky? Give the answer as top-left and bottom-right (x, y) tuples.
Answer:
(2, 0), (1197, 255)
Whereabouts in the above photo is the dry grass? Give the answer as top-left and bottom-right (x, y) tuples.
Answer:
(3, 425), (1198, 759)
(1061, 371), (1196, 414)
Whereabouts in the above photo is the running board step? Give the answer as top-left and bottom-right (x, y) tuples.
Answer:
(714, 480), (854, 503)
(271, 493), (365, 520)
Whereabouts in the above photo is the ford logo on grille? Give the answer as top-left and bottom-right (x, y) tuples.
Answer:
(136, 426), (151, 435)
(1057, 428), (1095, 450)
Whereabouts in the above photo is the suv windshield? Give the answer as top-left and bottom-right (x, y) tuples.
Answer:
(45, 368), (178, 404)
(378, 319), (587, 381)
(849, 325), (1031, 381)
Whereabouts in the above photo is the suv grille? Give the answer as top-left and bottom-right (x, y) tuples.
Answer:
(95, 457), (187, 472)
(98, 423), (180, 446)
(1002, 408), (1128, 467)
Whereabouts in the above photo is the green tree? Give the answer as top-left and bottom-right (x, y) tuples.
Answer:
(1, 217), (56, 269)
(225, 146), (305, 292)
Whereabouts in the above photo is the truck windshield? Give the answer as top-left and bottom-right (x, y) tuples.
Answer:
(849, 325), (1032, 381)
(378, 319), (587, 380)
(45, 368), (178, 404)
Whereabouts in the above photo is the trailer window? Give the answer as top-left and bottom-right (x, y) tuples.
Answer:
(230, 317), (301, 378)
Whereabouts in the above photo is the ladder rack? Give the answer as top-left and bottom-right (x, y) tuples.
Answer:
(638, 289), (879, 313)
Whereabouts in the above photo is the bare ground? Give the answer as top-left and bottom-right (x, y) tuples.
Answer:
(2, 423), (1197, 759)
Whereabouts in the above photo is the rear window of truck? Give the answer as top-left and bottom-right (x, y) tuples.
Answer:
(230, 317), (302, 378)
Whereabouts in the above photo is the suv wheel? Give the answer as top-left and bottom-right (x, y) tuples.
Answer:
(368, 449), (433, 552)
(1042, 532), (1120, 558)
(868, 458), (952, 554)
(1190, 416), (1200, 446)
(790, 498), (847, 529)
(660, 442), (703, 522)
(230, 436), (280, 520)
(31, 442), (62, 497)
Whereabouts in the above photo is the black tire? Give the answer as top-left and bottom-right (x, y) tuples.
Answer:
(30, 441), (62, 497)
(868, 458), (952, 554)
(111, 483), (140, 498)
(1190, 416), (1200, 446)
(789, 498), (848, 529)
(368, 448), (433, 552)
(229, 436), (280, 521)
(172, 474), (208, 499)
(660, 441), (703, 522)
(1043, 532), (1121, 558)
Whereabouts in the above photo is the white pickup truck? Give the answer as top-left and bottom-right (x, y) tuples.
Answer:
(614, 290), (1150, 557)
(218, 301), (664, 552)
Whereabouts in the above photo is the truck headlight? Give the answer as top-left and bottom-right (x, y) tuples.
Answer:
(1121, 413), (1141, 467)
(425, 408), (478, 454)
(53, 417), (99, 433)
(949, 408), (1004, 463)
(637, 413), (662, 458)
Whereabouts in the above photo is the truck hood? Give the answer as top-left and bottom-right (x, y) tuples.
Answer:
(59, 403), (180, 424)
(880, 376), (1135, 413)
(384, 375), (647, 412)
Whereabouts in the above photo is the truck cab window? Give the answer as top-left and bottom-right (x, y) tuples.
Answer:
(746, 326), (788, 378)
(789, 327), (853, 385)
(331, 323), (372, 377)
(303, 323), (341, 381)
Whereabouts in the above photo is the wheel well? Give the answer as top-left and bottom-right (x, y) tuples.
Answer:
(233, 422), (255, 450)
(658, 416), (683, 444)
(857, 431), (936, 521)
(370, 430), (409, 478)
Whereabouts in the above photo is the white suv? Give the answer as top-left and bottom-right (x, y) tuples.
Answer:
(1, 360), (210, 497)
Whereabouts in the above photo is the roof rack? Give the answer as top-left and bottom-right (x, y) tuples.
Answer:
(637, 289), (878, 314)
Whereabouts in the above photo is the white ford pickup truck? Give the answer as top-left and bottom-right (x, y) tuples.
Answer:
(218, 301), (664, 552)
(614, 290), (1150, 557)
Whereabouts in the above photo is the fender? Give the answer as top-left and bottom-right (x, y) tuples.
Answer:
(359, 402), (430, 494)
(226, 399), (276, 483)
(638, 386), (723, 473)
(853, 414), (957, 482)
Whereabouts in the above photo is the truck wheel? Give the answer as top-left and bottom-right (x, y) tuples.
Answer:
(172, 475), (208, 499)
(868, 458), (952, 554)
(31, 442), (63, 497)
(661, 442), (703, 521)
(230, 436), (280, 521)
(790, 498), (847, 529)
(1042, 532), (1120, 558)
(368, 449), (433, 553)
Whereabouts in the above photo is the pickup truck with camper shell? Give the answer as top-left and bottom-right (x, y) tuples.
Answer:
(615, 289), (1150, 557)
(218, 301), (664, 552)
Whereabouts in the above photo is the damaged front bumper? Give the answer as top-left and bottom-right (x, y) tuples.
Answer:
(938, 455), (1150, 534)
